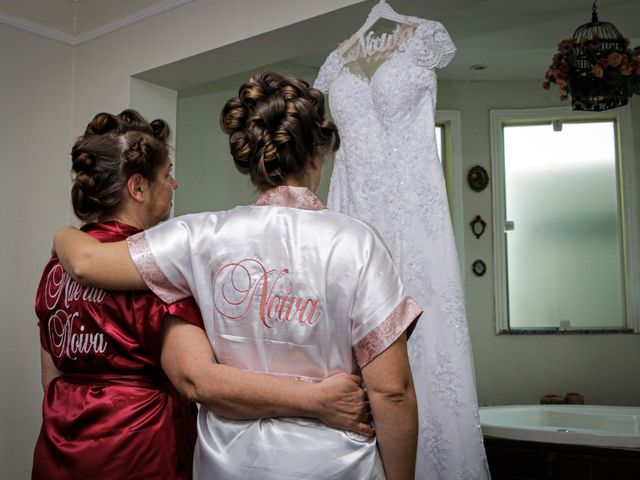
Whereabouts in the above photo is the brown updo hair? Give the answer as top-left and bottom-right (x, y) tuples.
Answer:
(71, 109), (170, 221)
(220, 71), (340, 191)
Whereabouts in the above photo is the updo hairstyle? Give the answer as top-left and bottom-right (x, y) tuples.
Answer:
(71, 109), (170, 221)
(220, 71), (340, 191)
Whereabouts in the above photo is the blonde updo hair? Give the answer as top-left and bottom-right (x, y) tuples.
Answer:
(220, 71), (340, 191)
(71, 109), (170, 221)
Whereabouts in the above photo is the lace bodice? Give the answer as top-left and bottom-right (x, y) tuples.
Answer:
(315, 18), (455, 89)
(315, 19), (456, 254)
(316, 19), (454, 131)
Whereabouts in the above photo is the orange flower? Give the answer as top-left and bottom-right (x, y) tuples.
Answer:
(592, 64), (604, 78)
(608, 52), (624, 67)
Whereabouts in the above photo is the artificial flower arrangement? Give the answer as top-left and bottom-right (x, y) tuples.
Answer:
(544, 35), (640, 101)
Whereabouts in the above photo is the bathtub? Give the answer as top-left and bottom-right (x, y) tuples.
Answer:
(479, 404), (640, 450)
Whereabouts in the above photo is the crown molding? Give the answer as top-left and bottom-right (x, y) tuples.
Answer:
(72, 0), (194, 46)
(0, 0), (194, 46)
(0, 12), (75, 44)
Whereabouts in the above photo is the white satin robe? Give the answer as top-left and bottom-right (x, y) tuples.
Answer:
(127, 186), (421, 479)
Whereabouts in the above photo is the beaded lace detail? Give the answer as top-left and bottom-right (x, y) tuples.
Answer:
(315, 16), (488, 480)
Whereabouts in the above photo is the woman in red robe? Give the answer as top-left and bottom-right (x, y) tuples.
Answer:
(32, 110), (201, 479)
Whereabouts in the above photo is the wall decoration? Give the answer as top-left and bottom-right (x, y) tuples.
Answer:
(468, 165), (489, 192)
(472, 259), (487, 277)
(470, 215), (487, 239)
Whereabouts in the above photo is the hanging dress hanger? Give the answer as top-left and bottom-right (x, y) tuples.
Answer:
(337, 0), (420, 61)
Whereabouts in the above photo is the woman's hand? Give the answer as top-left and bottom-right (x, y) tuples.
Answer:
(162, 316), (374, 435)
(313, 372), (374, 437)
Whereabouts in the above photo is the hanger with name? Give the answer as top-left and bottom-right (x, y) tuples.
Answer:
(337, 0), (420, 62)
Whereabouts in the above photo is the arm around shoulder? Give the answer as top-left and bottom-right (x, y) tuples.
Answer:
(54, 226), (145, 290)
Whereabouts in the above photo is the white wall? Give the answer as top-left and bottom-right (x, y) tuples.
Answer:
(438, 80), (640, 407)
(72, 0), (363, 134)
(0, 24), (74, 477)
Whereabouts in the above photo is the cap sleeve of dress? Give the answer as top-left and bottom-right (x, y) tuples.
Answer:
(350, 227), (422, 369)
(127, 213), (208, 304)
(313, 50), (343, 93)
(409, 20), (456, 69)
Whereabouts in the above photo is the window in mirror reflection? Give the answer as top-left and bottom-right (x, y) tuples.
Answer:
(435, 115), (465, 267)
(503, 121), (624, 330)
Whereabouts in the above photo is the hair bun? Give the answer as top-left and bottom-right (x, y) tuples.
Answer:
(85, 112), (119, 136)
(72, 150), (96, 174)
(118, 109), (145, 127)
(253, 72), (281, 95)
(220, 98), (248, 134)
(150, 119), (170, 142)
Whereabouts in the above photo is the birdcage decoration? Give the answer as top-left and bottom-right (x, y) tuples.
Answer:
(569, 2), (629, 110)
(543, 1), (640, 111)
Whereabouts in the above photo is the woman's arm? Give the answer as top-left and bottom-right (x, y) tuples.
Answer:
(54, 226), (145, 290)
(40, 347), (61, 392)
(361, 333), (417, 480)
(161, 316), (374, 437)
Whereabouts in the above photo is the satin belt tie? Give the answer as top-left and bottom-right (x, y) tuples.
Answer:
(58, 373), (171, 389)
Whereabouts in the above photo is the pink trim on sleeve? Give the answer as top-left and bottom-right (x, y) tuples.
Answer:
(354, 296), (422, 368)
(126, 232), (186, 304)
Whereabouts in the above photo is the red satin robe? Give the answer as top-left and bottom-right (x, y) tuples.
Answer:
(32, 221), (203, 480)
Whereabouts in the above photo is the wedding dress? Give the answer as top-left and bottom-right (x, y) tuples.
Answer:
(315, 17), (490, 480)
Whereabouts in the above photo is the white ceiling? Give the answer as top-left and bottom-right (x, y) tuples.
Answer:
(1, 0), (640, 81)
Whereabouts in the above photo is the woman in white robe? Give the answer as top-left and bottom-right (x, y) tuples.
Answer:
(54, 72), (421, 480)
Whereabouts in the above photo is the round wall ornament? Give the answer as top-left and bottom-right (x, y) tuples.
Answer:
(472, 259), (487, 277)
(468, 165), (489, 192)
